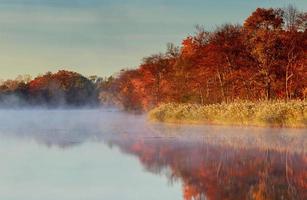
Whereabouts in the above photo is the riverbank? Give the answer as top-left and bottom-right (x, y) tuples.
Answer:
(148, 101), (307, 128)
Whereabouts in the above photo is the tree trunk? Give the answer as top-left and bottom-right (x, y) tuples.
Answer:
(216, 69), (226, 102)
(198, 85), (204, 105)
(285, 55), (295, 101)
(266, 80), (271, 100)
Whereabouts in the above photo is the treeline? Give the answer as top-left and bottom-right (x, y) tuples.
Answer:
(101, 6), (307, 111)
(0, 6), (306, 110)
(0, 70), (98, 107)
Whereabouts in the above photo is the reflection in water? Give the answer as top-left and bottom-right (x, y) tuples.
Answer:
(0, 110), (306, 200)
(110, 137), (306, 200)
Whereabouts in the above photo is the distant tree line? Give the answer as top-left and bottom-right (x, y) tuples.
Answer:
(0, 70), (98, 107)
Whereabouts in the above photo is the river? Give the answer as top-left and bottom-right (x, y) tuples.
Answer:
(0, 109), (306, 200)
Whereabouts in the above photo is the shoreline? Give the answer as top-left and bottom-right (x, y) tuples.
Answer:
(149, 118), (307, 129)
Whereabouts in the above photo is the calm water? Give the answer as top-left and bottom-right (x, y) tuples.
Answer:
(0, 109), (306, 200)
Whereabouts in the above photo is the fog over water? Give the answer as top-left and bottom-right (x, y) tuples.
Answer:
(0, 109), (306, 200)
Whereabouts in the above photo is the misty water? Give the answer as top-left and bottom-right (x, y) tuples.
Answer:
(0, 109), (306, 200)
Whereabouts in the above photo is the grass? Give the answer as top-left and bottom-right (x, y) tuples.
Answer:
(148, 101), (307, 128)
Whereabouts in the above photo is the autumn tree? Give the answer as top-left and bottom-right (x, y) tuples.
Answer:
(113, 69), (145, 111)
(280, 6), (307, 100)
(0, 75), (31, 107)
(243, 8), (285, 100)
(178, 26), (211, 103)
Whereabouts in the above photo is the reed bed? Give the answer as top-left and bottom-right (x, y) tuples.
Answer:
(148, 101), (307, 128)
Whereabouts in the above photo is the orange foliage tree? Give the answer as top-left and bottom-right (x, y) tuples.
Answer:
(106, 6), (306, 111)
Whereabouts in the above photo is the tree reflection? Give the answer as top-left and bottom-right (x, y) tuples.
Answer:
(110, 137), (306, 200)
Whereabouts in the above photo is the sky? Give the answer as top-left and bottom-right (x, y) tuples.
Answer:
(0, 0), (306, 80)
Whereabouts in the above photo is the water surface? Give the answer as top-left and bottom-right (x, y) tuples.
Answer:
(0, 110), (306, 200)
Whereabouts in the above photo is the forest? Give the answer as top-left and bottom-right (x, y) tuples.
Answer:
(103, 6), (306, 111)
(0, 6), (306, 110)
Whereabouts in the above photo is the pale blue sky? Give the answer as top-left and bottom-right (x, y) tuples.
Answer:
(0, 0), (306, 79)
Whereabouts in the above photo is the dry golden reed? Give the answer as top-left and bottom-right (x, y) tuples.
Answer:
(148, 101), (307, 128)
